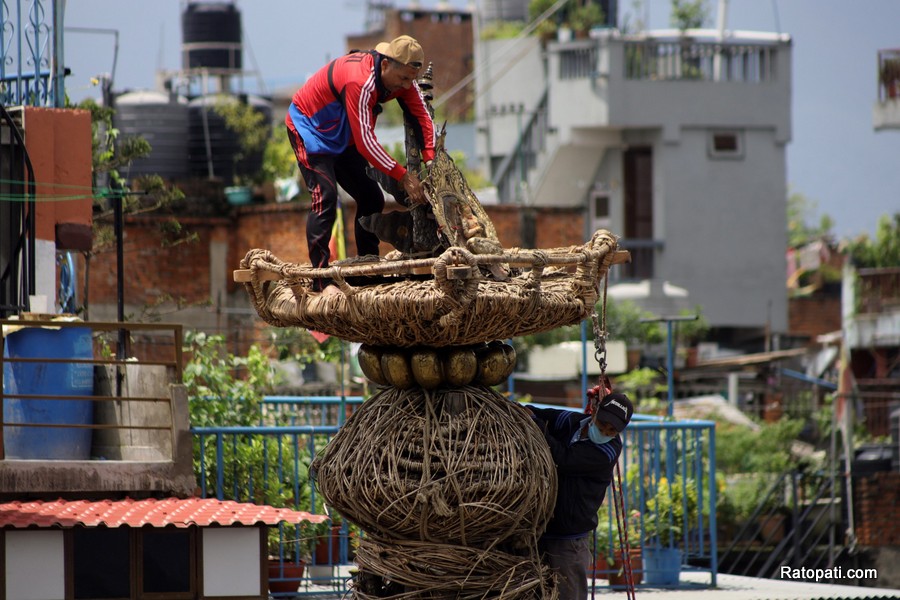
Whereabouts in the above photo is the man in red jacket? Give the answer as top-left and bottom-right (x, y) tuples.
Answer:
(285, 35), (436, 291)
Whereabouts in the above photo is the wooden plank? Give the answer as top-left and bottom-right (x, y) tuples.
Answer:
(233, 248), (632, 283)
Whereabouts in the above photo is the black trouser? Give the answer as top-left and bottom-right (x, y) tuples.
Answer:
(288, 127), (385, 272)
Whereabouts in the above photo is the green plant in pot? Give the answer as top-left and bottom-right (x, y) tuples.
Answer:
(641, 475), (700, 585)
(569, 1), (605, 37)
(594, 502), (644, 585)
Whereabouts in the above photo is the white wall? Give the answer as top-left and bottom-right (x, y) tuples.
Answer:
(658, 126), (788, 330)
(202, 527), (262, 597)
(5, 530), (65, 600)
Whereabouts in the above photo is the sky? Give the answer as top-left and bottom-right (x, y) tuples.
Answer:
(63, 0), (900, 240)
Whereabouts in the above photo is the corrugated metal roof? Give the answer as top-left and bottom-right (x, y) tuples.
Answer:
(0, 498), (328, 529)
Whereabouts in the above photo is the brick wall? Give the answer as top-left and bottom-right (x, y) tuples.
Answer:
(346, 8), (474, 121)
(89, 216), (228, 307)
(854, 472), (900, 547)
(88, 202), (590, 307)
(788, 294), (842, 340)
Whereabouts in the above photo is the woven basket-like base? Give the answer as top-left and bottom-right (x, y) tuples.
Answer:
(311, 385), (556, 548)
(352, 537), (557, 600)
(239, 230), (620, 348)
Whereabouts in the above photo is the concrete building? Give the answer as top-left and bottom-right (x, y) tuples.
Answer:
(475, 28), (793, 349)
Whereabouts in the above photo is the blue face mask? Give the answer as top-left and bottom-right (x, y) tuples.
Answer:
(589, 422), (615, 445)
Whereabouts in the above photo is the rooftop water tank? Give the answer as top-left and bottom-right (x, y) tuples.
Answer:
(113, 90), (189, 181)
(187, 93), (272, 183)
(182, 1), (242, 71)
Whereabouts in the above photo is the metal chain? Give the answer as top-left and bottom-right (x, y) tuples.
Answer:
(590, 276), (610, 379)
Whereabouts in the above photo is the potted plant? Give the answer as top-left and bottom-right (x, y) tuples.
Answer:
(674, 306), (709, 367)
(642, 475), (700, 585)
(268, 519), (323, 595)
(593, 504), (644, 585)
(212, 96), (271, 205)
(568, 1), (605, 38)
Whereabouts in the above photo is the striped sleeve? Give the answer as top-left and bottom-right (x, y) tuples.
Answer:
(345, 72), (405, 180)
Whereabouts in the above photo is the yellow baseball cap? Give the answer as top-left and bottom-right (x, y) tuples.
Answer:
(375, 35), (424, 69)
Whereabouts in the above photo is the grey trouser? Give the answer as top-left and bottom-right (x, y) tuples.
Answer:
(540, 536), (590, 600)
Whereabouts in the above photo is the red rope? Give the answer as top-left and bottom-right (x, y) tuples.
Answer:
(611, 461), (637, 599)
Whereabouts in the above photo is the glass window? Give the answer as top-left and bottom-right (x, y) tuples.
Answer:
(708, 130), (744, 159)
(73, 528), (131, 599)
(141, 529), (193, 594)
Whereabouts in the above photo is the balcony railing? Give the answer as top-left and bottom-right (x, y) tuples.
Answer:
(623, 38), (778, 83)
(856, 266), (900, 314)
(553, 34), (783, 83)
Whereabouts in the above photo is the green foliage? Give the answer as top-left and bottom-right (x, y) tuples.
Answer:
(670, 0), (709, 30)
(674, 306), (709, 346)
(643, 475), (700, 546)
(714, 417), (804, 475)
(480, 20), (526, 40)
(268, 327), (345, 365)
(262, 129), (298, 182)
(845, 213), (900, 268)
(529, 0), (560, 23)
(513, 324), (583, 356)
(787, 191), (835, 249)
(78, 98), (186, 319)
(183, 331), (324, 559)
(183, 331), (274, 428)
(606, 300), (664, 346)
(569, 1), (605, 33)
(717, 473), (775, 524)
(614, 367), (666, 405)
(212, 97), (271, 184)
(596, 501), (642, 564)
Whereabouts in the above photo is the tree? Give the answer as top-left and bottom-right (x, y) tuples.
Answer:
(845, 212), (900, 268)
(77, 99), (186, 320)
(670, 0), (709, 31)
(787, 191), (834, 249)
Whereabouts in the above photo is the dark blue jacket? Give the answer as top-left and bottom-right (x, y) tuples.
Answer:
(530, 407), (622, 538)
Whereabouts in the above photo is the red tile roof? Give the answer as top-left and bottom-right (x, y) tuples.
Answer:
(0, 498), (328, 529)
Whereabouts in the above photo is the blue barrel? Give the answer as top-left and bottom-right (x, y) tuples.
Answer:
(2, 326), (95, 459)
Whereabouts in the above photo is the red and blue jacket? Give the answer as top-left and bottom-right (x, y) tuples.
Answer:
(285, 50), (436, 181)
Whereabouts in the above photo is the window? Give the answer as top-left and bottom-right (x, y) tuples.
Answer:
(707, 130), (744, 159)
(74, 528), (131, 599)
(66, 526), (199, 600)
(141, 529), (194, 596)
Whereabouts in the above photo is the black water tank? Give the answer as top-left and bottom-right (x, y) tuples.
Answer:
(182, 2), (242, 70)
(113, 91), (190, 181)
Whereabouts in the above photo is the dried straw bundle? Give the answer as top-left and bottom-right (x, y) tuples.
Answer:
(352, 537), (558, 600)
(310, 384), (557, 550)
(239, 229), (619, 348)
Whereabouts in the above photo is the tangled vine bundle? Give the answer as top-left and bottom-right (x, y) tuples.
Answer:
(311, 385), (557, 550)
(353, 537), (557, 600)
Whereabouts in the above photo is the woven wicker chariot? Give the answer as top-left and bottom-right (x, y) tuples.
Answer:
(236, 229), (625, 348)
